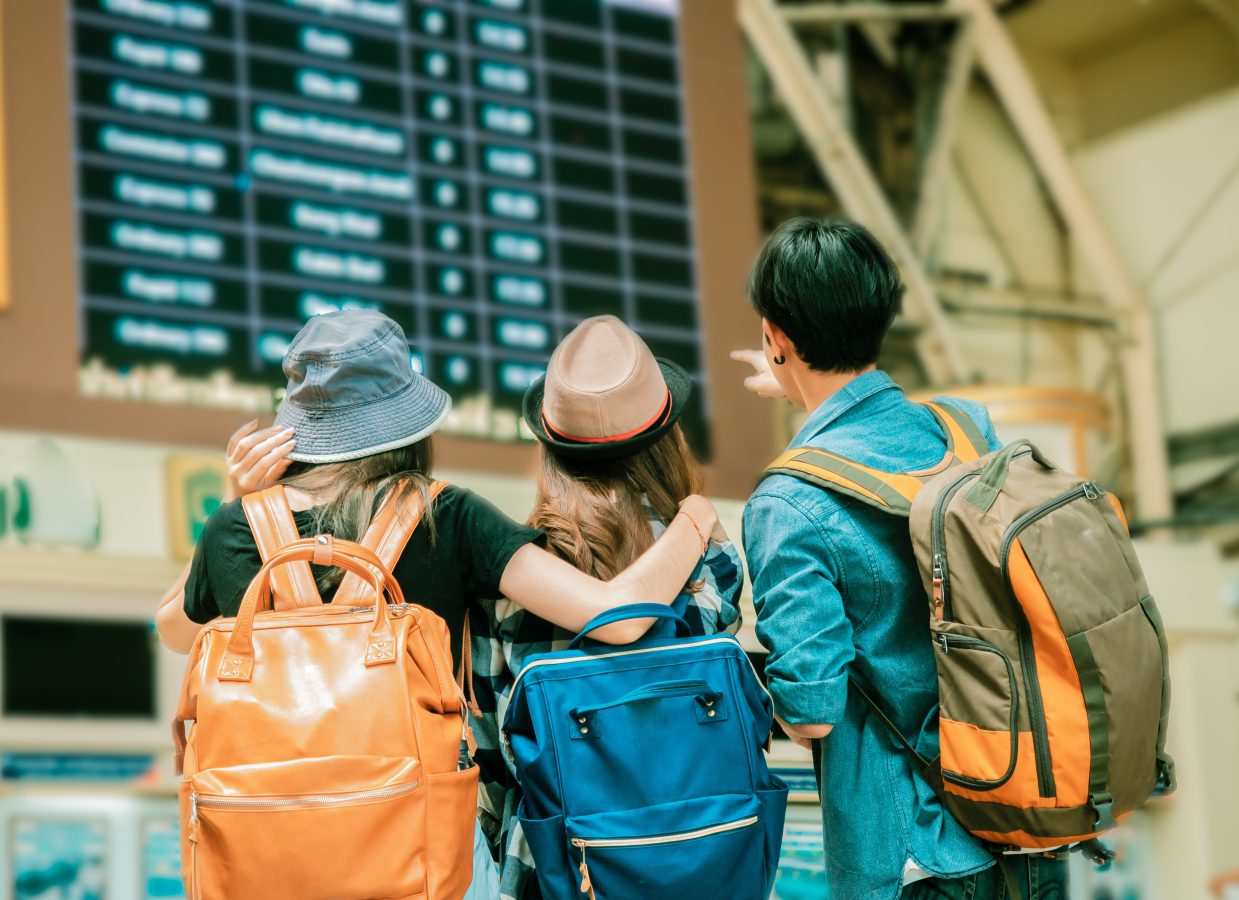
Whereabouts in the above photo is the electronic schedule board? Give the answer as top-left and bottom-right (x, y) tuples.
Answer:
(69, 0), (711, 452)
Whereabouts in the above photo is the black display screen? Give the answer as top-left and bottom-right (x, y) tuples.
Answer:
(71, 0), (709, 454)
(2, 616), (157, 718)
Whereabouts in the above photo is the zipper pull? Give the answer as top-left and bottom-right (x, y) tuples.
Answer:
(578, 845), (596, 899)
(1083, 482), (1099, 500)
(931, 555), (945, 621)
(938, 634), (950, 655)
(188, 793), (200, 842)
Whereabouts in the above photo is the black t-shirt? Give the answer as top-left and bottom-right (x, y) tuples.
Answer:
(184, 485), (543, 668)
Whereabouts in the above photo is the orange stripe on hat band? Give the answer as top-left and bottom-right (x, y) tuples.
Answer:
(542, 388), (673, 444)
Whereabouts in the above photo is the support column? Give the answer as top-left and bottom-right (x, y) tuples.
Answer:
(959, 0), (1173, 520)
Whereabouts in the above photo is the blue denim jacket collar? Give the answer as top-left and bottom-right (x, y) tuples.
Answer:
(788, 369), (902, 449)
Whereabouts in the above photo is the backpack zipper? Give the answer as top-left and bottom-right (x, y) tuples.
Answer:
(931, 450), (1039, 621)
(190, 778), (420, 821)
(930, 471), (982, 621)
(997, 482), (1098, 799)
(502, 637), (767, 760)
(509, 637), (765, 698)
(571, 815), (759, 897)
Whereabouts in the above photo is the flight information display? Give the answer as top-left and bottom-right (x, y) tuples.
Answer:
(70, 0), (708, 452)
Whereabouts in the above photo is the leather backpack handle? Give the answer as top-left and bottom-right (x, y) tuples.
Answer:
(217, 536), (404, 682)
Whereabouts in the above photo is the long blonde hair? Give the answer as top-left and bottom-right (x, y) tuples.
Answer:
(530, 424), (702, 581)
(279, 439), (435, 592)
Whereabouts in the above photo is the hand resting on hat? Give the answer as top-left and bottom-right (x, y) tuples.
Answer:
(225, 420), (297, 500)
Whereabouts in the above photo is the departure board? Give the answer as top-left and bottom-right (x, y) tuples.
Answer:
(70, 0), (708, 454)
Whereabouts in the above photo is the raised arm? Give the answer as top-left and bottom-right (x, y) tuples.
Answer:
(498, 494), (720, 644)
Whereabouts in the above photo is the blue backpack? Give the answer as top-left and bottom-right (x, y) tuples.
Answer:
(503, 604), (788, 900)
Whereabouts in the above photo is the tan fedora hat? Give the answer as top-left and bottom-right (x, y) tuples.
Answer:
(523, 316), (692, 460)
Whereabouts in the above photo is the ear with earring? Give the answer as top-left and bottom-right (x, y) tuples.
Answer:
(762, 325), (785, 365)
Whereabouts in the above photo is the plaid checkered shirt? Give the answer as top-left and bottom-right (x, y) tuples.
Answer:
(468, 523), (744, 900)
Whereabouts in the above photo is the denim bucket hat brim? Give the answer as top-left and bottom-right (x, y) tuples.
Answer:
(273, 310), (452, 464)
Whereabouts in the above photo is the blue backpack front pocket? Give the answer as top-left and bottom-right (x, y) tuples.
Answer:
(568, 795), (765, 900)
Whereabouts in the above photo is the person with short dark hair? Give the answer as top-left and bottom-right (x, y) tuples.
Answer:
(733, 218), (1070, 899)
(746, 217), (903, 375)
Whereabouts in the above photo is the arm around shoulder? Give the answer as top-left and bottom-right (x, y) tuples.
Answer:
(498, 495), (720, 643)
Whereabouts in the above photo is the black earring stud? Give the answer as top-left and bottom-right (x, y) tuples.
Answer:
(773, 355), (785, 366)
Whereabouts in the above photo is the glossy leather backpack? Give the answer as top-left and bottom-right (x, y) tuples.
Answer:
(173, 485), (477, 899)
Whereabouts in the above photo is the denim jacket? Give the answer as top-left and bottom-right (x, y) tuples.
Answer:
(742, 371), (1000, 900)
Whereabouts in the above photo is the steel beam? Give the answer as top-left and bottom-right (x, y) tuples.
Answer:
(933, 279), (1126, 328)
(780, 3), (966, 23)
(959, 0), (1173, 520)
(912, 20), (975, 258)
(739, 0), (970, 385)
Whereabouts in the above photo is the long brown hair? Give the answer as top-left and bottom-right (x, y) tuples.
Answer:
(529, 424), (702, 581)
(279, 439), (435, 592)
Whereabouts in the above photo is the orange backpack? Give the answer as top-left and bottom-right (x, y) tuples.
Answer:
(173, 483), (478, 900)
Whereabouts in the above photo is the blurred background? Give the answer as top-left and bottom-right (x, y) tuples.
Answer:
(0, 0), (1237, 897)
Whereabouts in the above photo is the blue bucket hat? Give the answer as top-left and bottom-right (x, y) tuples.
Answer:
(274, 310), (451, 464)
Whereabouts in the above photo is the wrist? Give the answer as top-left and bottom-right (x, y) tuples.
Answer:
(680, 496), (718, 532)
(674, 508), (709, 556)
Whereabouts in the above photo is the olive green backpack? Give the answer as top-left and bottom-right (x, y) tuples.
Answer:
(766, 401), (1175, 852)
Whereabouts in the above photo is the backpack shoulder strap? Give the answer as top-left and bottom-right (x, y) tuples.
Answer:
(334, 481), (480, 716)
(764, 448), (923, 516)
(334, 480), (450, 605)
(921, 401), (990, 463)
(241, 485), (321, 611)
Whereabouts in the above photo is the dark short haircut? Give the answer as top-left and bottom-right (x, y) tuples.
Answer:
(747, 218), (904, 373)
